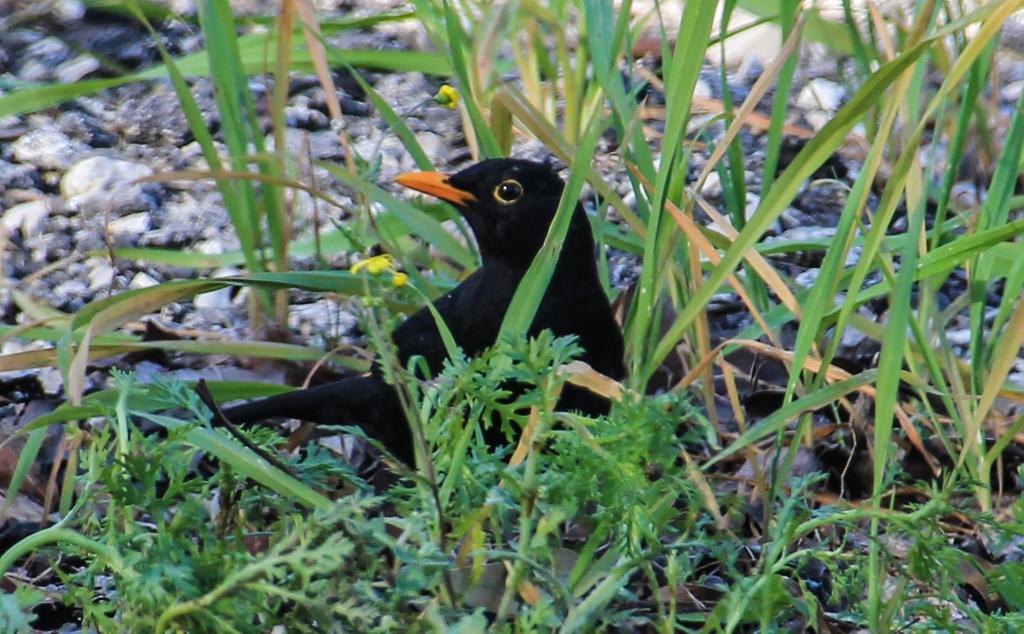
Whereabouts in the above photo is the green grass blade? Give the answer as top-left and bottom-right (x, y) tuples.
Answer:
(322, 163), (477, 269)
(441, 0), (501, 158)
(646, 37), (935, 381)
(138, 413), (332, 510)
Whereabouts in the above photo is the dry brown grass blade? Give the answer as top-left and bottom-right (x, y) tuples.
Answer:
(560, 360), (624, 401)
(670, 336), (938, 473)
(633, 52), (816, 144)
(681, 449), (728, 531)
(734, 338), (937, 472)
(626, 162), (780, 347)
(509, 406), (541, 469)
(0, 346), (137, 372)
(638, 100), (814, 140)
(139, 168), (347, 211)
(867, 1), (900, 62)
(694, 13), (806, 190)
(294, 0), (340, 122)
(0, 316), (64, 349)
(689, 190), (803, 322)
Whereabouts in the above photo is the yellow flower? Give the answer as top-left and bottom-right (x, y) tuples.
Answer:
(391, 272), (409, 288)
(350, 254), (395, 276)
(434, 84), (459, 109)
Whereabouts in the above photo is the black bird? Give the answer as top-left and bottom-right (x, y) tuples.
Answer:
(223, 159), (624, 463)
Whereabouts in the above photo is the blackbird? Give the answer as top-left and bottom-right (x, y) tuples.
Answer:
(223, 159), (624, 463)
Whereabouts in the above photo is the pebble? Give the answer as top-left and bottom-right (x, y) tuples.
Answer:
(107, 212), (152, 235)
(794, 269), (819, 288)
(18, 37), (73, 82)
(285, 106), (330, 130)
(193, 268), (240, 310)
(804, 111), (832, 132)
(1004, 79), (1024, 103)
(12, 127), (88, 171)
(693, 78), (714, 100)
(951, 181), (980, 208)
(130, 272), (159, 289)
(169, 0), (197, 14)
(57, 111), (115, 148)
(194, 288), (233, 310)
(51, 279), (89, 310)
(61, 156), (156, 215)
(289, 300), (356, 342)
(698, 171), (722, 198)
(1, 200), (50, 236)
(845, 245), (862, 268)
(837, 325), (864, 348)
(112, 81), (194, 146)
(414, 131), (444, 163)
(771, 225), (837, 242)
(796, 79), (845, 112)
(945, 329), (972, 346)
(87, 262), (115, 290)
(54, 0), (86, 22)
(272, 128), (346, 161)
(0, 161), (38, 192)
(196, 239), (225, 255)
(778, 207), (815, 230)
(55, 54), (101, 83)
(37, 366), (64, 395)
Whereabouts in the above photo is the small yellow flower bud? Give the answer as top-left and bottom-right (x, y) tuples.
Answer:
(391, 272), (409, 288)
(350, 254), (395, 276)
(434, 84), (459, 109)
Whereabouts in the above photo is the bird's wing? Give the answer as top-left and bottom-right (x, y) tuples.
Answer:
(390, 291), (461, 373)
(222, 374), (412, 462)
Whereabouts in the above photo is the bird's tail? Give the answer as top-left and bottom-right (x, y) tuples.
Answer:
(221, 375), (413, 463)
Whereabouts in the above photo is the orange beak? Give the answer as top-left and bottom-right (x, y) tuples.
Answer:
(395, 171), (477, 206)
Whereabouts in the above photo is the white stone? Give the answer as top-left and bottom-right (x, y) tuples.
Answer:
(414, 131), (444, 162)
(194, 287), (233, 310)
(12, 127), (86, 170)
(697, 171), (721, 198)
(62, 156), (153, 202)
(1004, 79), (1024, 103)
(53, 0), (86, 21)
(196, 239), (225, 255)
(130, 272), (159, 289)
(107, 212), (151, 235)
(168, 0), (196, 14)
(797, 79), (845, 112)
(88, 263), (115, 290)
(1, 200), (50, 236)
(37, 366), (64, 394)
(945, 329), (972, 345)
(805, 111), (832, 132)
(693, 78), (713, 100)
(707, 10), (781, 68)
(951, 181), (980, 208)
(55, 55), (100, 83)
(62, 156), (157, 216)
(845, 245), (863, 268)
(794, 269), (819, 288)
(840, 326), (865, 347)
(744, 193), (761, 221)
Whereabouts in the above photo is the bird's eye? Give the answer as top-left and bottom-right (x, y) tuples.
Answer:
(493, 179), (523, 204)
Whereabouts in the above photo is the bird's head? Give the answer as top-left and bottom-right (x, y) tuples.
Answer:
(396, 159), (589, 267)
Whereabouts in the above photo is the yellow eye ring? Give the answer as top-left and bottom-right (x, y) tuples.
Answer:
(493, 179), (523, 204)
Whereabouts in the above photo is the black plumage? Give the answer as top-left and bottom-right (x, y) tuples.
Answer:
(224, 159), (624, 463)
